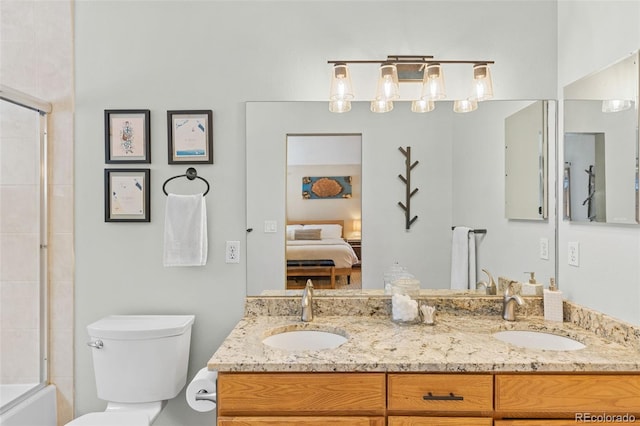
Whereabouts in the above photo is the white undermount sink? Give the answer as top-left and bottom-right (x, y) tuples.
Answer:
(493, 330), (586, 351)
(262, 329), (348, 351)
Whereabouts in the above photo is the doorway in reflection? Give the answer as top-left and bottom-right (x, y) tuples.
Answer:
(285, 134), (362, 289)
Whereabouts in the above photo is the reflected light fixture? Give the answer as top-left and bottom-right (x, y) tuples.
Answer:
(453, 98), (478, 113)
(411, 99), (435, 113)
(329, 99), (351, 113)
(328, 55), (494, 113)
(371, 99), (394, 113)
(601, 99), (633, 113)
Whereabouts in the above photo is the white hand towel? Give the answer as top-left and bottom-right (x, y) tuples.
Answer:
(450, 226), (476, 289)
(163, 193), (208, 267)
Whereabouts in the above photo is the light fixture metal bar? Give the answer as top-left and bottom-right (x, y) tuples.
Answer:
(328, 59), (495, 65)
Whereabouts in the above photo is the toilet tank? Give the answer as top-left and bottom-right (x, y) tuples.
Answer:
(87, 315), (195, 403)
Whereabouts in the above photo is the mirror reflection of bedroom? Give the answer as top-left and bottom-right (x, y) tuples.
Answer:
(286, 134), (362, 290)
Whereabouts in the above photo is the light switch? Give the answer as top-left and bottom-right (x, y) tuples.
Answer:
(539, 237), (549, 260)
(568, 241), (579, 266)
(264, 220), (277, 233)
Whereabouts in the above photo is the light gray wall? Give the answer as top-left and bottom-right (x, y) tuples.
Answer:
(557, 0), (640, 325)
(75, 1), (558, 424)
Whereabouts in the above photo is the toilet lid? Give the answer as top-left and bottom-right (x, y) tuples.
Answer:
(66, 412), (150, 426)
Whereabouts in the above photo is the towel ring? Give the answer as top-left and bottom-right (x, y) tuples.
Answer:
(162, 167), (210, 196)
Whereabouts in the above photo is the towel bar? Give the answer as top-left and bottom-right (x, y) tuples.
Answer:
(162, 167), (210, 196)
(451, 226), (487, 234)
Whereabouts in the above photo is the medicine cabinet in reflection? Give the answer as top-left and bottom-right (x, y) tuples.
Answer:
(563, 50), (639, 224)
(505, 100), (549, 220)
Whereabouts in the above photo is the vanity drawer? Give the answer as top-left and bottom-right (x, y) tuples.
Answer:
(495, 374), (640, 416)
(389, 416), (493, 425)
(387, 374), (493, 413)
(217, 372), (386, 416)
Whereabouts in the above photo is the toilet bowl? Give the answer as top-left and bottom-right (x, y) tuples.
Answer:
(65, 315), (195, 426)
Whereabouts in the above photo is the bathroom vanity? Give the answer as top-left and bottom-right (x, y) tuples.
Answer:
(209, 294), (640, 425)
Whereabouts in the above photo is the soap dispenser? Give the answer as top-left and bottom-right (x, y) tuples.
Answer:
(543, 278), (563, 322)
(521, 271), (543, 296)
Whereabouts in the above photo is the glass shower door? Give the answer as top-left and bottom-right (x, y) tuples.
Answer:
(0, 89), (49, 413)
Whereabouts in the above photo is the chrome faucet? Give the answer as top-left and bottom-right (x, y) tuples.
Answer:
(301, 279), (314, 322)
(502, 281), (524, 321)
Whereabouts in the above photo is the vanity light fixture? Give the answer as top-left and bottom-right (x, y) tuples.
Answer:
(471, 63), (494, 101)
(328, 55), (495, 113)
(329, 63), (354, 101)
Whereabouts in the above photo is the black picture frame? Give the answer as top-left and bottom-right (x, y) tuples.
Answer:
(167, 110), (213, 164)
(104, 109), (151, 163)
(104, 168), (151, 222)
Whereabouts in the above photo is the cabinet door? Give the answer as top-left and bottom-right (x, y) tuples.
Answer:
(496, 421), (636, 426)
(389, 416), (493, 425)
(219, 417), (384, 426)
(495, 374), (640, 417)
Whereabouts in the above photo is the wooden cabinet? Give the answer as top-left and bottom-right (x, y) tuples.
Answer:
(389, 417), (493, 425)
(496, 422), (636, 426)
(388, 374), (493, 415)
(217, 372), (385, 425)
(387, 374), (493, 425)
(495, 374), (640, 419)
(217, 372), (640, 425)
(219, 417), (384, 425)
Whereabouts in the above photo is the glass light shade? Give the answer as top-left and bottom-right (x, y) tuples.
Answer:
(420, 63), (446, 100)
(374, 63), (400, 101)
(370, 99), (394, 113)
(472, 63), (494, 101)
(453, 99), (478, 113)
(329, 99), (351, 113)
(602, 99), (632, 113)
(411, 99), (435, 113)
(329, 63), (354, 100)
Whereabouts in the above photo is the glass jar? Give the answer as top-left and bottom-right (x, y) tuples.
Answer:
(390, 278), (421, 324)
(383, 262), (413, 294)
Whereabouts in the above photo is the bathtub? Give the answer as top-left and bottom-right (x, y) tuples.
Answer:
(0, 385), (57, 426)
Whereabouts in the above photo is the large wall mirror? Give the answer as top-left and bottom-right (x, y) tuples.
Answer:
(563, 51), (639, 224)
(246, 100), (556, 296)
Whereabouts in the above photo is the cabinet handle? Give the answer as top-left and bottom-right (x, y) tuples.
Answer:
(423, 392), (464, 401)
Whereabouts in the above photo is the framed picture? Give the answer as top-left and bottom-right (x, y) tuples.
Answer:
(167, 110), (213, 164)
(104, 110), (151, 163)
(104, 168), (150, 222)
(302, 176), (353, 199)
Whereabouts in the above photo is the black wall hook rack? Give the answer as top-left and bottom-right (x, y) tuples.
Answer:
(398, 146), (419, 230)
(162, 167), (210, 196)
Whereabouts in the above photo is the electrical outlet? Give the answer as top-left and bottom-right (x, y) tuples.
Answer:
(225, 241), (240, 263)
(539, 237), (549, 260)
(568, 241), (579, 267)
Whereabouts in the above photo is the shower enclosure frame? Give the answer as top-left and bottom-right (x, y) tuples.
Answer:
(0, 85), (52, 414)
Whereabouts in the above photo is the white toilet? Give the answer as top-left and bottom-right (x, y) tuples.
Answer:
(66, 315), (195, 426)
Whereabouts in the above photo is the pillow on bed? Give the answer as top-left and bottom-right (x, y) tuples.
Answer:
(286, 225), (303, 240)
(303, 224), (342, 239)
(294, 228), (322, 240)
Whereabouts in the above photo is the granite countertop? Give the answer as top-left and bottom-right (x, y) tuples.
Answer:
(208, 295), (640, 373)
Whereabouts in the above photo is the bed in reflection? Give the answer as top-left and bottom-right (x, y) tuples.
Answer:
(286, 220), (359, 289)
